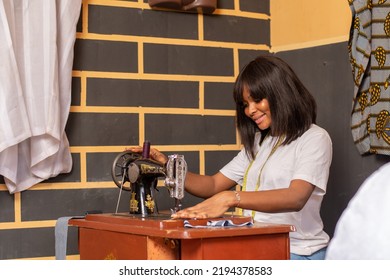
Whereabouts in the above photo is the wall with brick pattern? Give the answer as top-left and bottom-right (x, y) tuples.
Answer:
(0, 0), (270, 259)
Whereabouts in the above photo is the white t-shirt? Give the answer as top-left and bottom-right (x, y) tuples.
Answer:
(220, 124), (332, 255)
(326, 162), (390, 260)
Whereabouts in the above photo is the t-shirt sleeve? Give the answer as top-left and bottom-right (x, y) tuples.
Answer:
(219, 148), (251, 186)
(293, 128), (332, 194)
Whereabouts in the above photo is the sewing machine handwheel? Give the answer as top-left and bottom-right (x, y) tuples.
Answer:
(111, 151), (141, 191)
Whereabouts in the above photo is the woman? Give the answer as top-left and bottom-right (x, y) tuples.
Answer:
(137, 55), (332, 260)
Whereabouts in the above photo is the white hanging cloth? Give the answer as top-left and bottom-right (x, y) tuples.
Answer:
(0, 0), (81, 193)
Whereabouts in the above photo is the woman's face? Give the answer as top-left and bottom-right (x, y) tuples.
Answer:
(242, 87), (272, 130)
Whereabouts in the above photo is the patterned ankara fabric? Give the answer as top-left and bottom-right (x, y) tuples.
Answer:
(349, 0), (390, 155)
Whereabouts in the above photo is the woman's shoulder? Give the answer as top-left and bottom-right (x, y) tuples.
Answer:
(306, 124), (330, 136)
(300, 124), (332, 144)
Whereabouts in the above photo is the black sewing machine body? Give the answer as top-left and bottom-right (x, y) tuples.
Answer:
(111, 145), (187, 217)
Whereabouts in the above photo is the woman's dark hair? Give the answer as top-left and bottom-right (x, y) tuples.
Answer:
(233, 55), (317, 159)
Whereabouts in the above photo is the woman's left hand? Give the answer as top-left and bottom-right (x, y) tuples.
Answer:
(171, 191), (235, 219)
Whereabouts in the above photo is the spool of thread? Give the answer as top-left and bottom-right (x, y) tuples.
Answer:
(142, 140), (150, 158)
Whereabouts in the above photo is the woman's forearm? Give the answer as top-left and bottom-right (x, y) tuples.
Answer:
(184, 172), (217, 198)
(184, 171), (236, 199)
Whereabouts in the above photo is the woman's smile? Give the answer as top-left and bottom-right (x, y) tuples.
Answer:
(243, 88), (272, 130)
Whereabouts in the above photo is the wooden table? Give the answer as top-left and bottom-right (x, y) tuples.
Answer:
(69, 213), (294, 260)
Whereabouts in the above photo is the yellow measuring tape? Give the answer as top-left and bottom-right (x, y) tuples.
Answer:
(238, 136), (283, 218)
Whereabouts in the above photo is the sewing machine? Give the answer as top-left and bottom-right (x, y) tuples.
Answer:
(111, 141), (187, 216)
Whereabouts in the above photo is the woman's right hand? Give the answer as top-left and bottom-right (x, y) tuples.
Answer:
(125, 146), (168, 165)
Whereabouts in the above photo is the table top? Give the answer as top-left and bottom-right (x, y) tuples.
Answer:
(69, 213), (295, 239)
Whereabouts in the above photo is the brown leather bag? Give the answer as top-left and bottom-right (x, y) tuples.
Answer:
(148, 0), (216, 14)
